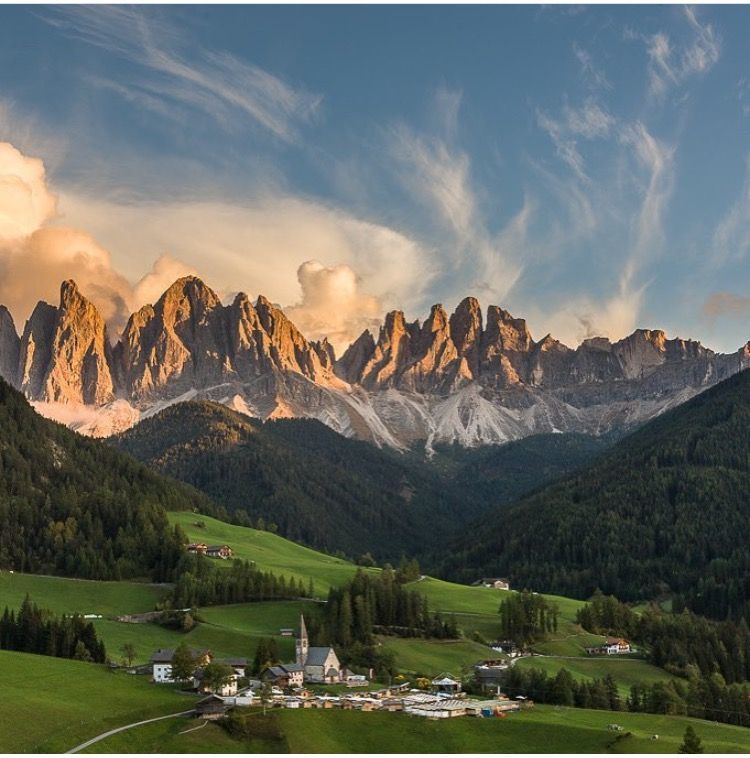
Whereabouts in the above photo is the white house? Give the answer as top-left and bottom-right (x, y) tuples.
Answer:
(586, 637), (631, 656)
(151, 648), (213, 683)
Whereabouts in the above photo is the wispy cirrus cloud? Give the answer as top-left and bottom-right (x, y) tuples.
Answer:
(573, 43), (611, 91)
(711, 156), (750, 265)
(43, 6), (322, 142)
(537, 98), (615, 182)
(388, 94), (530, 304)
(641, 6), (720, 98)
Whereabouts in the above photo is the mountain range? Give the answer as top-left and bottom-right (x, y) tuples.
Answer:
(0, 276), (747, 449)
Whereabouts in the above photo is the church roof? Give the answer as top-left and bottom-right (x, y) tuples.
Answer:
(306, 646), (335, 667)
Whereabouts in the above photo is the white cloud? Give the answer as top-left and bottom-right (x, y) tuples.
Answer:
(645, 6), (720, 98)
(388, 113), (527, 305)
(711, 156), (750, 265)
(537, 98), (615, 182)
(44, 6), (321, 142)
(0, 142), (58, 240)
(285, 261), (383, 353)
(573, 44), (611, 91)
(0, 142), (195, 333)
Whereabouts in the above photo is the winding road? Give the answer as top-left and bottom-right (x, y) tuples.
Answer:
(65, 710), (194, 754)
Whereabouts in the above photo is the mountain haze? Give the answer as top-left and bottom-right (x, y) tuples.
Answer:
(0, 276), (747, 449)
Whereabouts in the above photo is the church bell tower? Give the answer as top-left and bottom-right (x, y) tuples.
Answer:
(296, 613), (309, 666)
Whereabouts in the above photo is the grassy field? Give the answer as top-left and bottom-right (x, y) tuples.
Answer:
(515, 655), (679, 696)
(90, 601), (309, 665)
(83, 704), (750, 754)
(0, 650), (188, 753)
(0, 571), (167, 616)
(380, 636), (495, 676)
(168, 511), (373, 594)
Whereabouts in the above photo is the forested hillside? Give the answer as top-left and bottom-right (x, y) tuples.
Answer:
(444, 369), (750, 620)
(114, 402), (606, 563)
(0, 378), (209, 580)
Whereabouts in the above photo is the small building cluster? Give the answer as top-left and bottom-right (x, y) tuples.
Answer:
(472, 577), (511, 591)
(263, 615), (352, 686)
(151, 647), (247, 696)
(585, 637), (631, 656)
(186, 543), (234, 559)
(194, 679), (529, 721)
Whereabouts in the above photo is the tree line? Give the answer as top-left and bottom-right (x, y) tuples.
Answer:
(0, 596), (106, 663)
(578, 591), (750, 684)
(320, 567), (459, 647)
(498, 590), (560, 647)
(168, 554), (313, 608)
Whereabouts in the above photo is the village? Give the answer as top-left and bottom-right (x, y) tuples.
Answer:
(146, 613), (539, 723)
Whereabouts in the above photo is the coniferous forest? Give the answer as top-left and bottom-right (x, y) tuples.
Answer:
(0, 596), (106, 663)
(444, 369), (750, 621)
(0, 378), (209, 580)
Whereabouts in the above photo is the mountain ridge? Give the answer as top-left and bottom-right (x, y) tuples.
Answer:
(0, 276), (747, 449)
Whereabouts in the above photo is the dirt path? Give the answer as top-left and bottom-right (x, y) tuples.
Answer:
(65, 710), (194, 753)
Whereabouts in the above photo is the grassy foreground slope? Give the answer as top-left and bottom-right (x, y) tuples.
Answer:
(0, 651), (185, 753)
(85, 705), (750, 754)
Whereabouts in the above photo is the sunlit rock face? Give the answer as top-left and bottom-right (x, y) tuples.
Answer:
(2, 276), (749, 448)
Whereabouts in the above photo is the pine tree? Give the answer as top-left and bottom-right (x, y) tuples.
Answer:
(678, 726), (704, 753)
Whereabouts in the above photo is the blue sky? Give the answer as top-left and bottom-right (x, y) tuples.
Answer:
(0, 4), (748, 354)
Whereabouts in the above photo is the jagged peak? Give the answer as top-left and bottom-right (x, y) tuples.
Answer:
(0, 304), (17, 337)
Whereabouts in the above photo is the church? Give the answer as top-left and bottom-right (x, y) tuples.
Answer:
(295, 614), (344, 684)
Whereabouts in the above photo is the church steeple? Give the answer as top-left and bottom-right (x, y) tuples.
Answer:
(296, 613), (309, 666)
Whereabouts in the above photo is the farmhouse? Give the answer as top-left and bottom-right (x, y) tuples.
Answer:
(263, 663), (305, 688)
(195, 694), (228, 720)
(151, 648), (212, 683)
(586, 637), (631, 656)
(206, 544), (233, 559)
(186, 543), (207, 555)
(473, 577), (511, 590)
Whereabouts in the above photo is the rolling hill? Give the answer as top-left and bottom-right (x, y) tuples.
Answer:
(444, 368), (750, 620)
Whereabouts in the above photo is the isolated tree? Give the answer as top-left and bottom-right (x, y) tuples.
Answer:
(120, 643), (137, 667)
(171, 642), (196, 681)
(679, 726), (704, 754)
(202, 662), (233, 693)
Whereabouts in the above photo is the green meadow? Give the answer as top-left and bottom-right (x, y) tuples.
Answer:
(83, 704), (750, 754)
(515, 655), (679, 696)
(168, 511), (373, 595)
(0, 571), (166, 616)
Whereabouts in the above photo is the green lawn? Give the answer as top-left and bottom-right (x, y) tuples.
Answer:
(515, 655), (678, 695)
(0, 650), (188, 753)
(85, 704), (750, 753)
(0, 571), (167, 616)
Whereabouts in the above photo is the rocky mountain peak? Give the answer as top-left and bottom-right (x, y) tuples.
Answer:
(0, 305), (20, 385)
(34, 280), (116, 405)
(449, 297), (482, 372)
